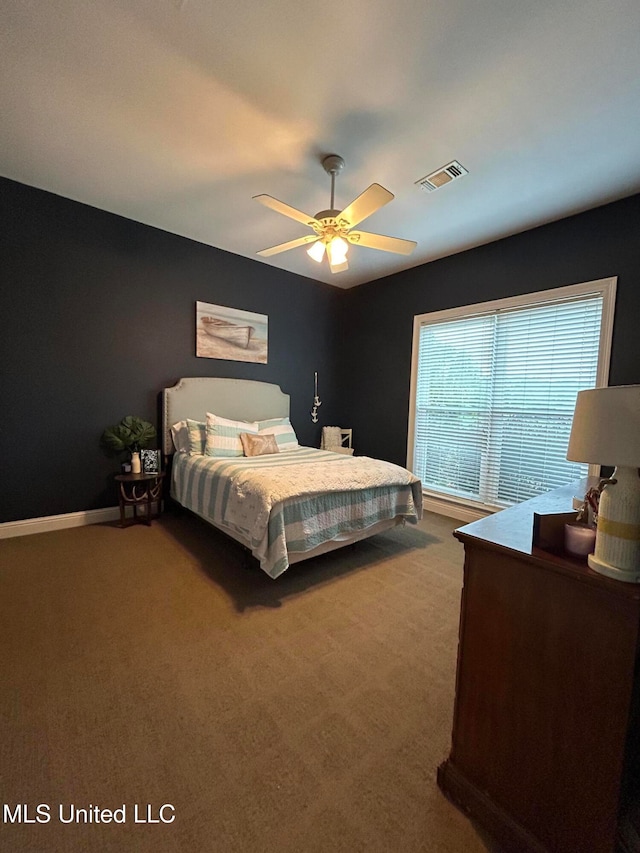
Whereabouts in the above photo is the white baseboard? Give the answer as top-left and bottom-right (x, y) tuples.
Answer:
(422, 494), (491, 524)
(0, 506), (121, 539)
(1, 496), (483, 540)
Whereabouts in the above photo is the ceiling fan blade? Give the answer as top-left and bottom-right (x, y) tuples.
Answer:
(347, 231), (417, 255)
(253, 194), (319, 228)
(336, 184), (394, 228)
(257, 235), (319, 257)
(329, 258), (349, 274)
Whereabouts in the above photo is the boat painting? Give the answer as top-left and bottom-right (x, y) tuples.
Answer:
(196, 301), (268, 363)
(201, 316), (254, 349)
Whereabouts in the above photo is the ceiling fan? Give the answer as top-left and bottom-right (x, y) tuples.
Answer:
(253, 155), (417, 274)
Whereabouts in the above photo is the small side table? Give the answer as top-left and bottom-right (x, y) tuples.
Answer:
(115, 472), (165, 528)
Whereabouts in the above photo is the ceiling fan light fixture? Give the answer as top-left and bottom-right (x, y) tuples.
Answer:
(307, 240), (326, 263)
(328, 236), (348, 265)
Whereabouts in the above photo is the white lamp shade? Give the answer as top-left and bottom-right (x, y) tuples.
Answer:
(328, 236), (348, 265)
(567, 385), (640, 467)
(307, 240), (326, 263)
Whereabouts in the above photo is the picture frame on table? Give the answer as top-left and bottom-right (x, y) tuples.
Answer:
(141, 449), (161, 474)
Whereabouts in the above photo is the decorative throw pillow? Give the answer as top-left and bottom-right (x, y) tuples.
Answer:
(185, 419), (207, 455)
(256, 417), (299, 452)
(240, 432), (279, 457)
(205, 413), (258, 457)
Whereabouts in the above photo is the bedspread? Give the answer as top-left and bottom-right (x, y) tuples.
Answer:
(172, 447), (422, 578)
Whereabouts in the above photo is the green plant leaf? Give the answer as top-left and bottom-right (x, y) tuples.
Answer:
(100, 417), (157, 455)
(101, 424), (132, 454)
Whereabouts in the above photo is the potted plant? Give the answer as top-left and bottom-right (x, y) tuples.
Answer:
(101, 416), (157, 474)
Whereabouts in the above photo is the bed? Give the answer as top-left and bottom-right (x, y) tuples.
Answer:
(163, 377), (423, 579)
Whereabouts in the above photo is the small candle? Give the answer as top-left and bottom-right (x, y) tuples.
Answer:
(564, 523), (596, 558)
(314, 372), (318, 397)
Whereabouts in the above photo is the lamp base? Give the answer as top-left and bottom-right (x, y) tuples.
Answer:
(588, 465), (640, 583)
(588, 552), (640, 584)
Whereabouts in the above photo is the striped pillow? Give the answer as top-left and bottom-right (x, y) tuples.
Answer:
(256, 417), (299, 452)
(185, 419), (207, 455)
(205, 413), (258, 457)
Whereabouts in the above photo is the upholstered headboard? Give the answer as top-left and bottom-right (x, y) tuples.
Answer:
(162, 377), (290, 455)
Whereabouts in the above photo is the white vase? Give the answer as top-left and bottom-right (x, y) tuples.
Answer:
(131, 451), (141, 474)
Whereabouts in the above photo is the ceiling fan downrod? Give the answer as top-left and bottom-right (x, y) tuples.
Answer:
(322, 154), (345, 211)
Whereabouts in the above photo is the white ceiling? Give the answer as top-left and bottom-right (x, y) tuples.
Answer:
(2, 0), (640, 289)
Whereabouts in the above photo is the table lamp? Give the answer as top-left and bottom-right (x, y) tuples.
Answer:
(566, 385), (640, 582)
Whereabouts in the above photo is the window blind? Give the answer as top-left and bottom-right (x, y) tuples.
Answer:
(413, 294), (604, 508)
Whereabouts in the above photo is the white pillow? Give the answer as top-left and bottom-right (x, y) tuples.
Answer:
(256, 417), (299, 452)
(205, 413), (258, 457)
(170, 420), (190, 454)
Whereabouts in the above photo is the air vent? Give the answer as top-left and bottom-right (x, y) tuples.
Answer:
(416, 160), (468, 192)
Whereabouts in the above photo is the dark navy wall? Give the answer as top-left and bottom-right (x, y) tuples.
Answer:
(3, 178), (639, 524)
(0, 178), (341, 523)
(337, 193), (640, 466)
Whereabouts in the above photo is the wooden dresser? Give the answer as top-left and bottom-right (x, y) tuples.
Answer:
(438, 480), (640, 853)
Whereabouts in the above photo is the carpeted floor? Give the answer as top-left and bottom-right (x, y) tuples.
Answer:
(0, 510), (493, 852)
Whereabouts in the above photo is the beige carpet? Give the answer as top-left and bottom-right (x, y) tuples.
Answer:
(0, 511), (493, 852)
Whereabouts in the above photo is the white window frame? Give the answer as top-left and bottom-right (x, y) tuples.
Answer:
(407, 277), (617, 521)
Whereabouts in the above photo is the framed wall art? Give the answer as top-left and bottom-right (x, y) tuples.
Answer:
(196, 301), (268, 363)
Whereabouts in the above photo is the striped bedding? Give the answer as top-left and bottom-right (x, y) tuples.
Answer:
(171, 447), (423, 578)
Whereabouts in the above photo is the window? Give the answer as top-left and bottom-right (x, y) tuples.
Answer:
(408, 279), (616, 511)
